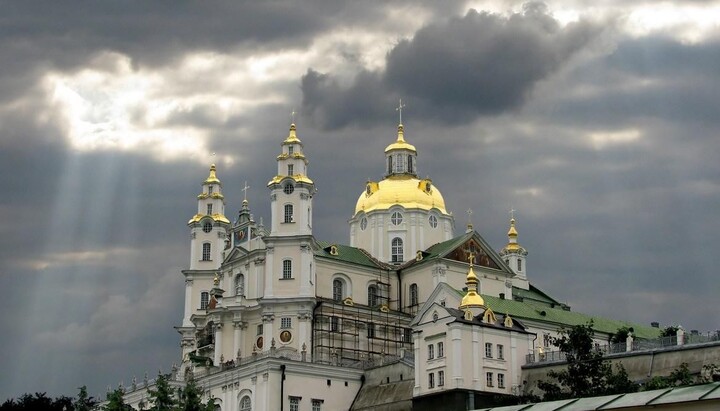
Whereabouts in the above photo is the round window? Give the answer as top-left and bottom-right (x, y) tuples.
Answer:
(360, 217), (367, 230)
(391, 211), (403, 225)
(429, 215), (438, 228)
(203, 222), (212, 233)
(284, 183), (294, 195)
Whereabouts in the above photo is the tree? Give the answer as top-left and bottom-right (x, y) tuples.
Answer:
(103, 388), (132, 411)
(177, 375), (204, 411)
(538, 321), (638, 400)
(610, 326), (632, 344)
(644, 362), (695, 390)
(147, 373), (176, 411)
(660, 326), (679, 338)
(74, 385), (96, 411)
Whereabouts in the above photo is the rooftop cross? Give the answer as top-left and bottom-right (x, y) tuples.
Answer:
(467, 251), (476, 267)
(396, 99), (406, 124)
(291, 109), (296, 124)
(509, 207), (516, 220)
(467, 208), (473, 224)
(242, 181), (250, 202)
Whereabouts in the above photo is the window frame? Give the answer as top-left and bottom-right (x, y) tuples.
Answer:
(497, 344), (504, 360)
(486, 372), (494, 387)
(390, 211), (403, 225)
(498, 373), (505, 389)
(287, 164), (294, 176)
(409, 283), (418, 306)
(281, 317), (292, 329)
(207, 203), (213, 215)
(240, 395), (251, 411)
(368, 284), (378, 307)
(438, 370), (445, 387)
(236, 274), (245, 297)
(202, 243), (211, 261)
(200, 291), (209, 310)
(428, 372), (435, 389)
(284, 204), (294, 223)
(437, 341), (444, 358)
(282, 259), (293, 279)
(391, 237), (404, 263)
(427, 344), (434, 360)
(485, 342), (493, 358)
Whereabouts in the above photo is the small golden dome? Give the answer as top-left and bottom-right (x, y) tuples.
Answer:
(460, 265), (485, 309)
(283, 123), (302, 145)
(508, 218), (518, 237)
(354, 175), (447, 215)
(384, 124), (416, 153)
(204, 164), (221, 185)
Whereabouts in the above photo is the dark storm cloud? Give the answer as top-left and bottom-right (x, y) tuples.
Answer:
(302, 3), (603, 129)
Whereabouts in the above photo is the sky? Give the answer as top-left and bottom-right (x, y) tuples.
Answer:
(1, 0), (719, 401)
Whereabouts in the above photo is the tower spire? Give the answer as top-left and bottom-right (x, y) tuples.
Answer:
(459, 251), (485, 309)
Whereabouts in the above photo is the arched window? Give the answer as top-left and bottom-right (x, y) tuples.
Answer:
(200, 291), (209, 310)
(202, 243), (211, 261)
(408, 155), (414, 174)
(236, 274), (245, 297)
(240, 395), (251, 411)
(282, 260), (292, 279)
(368, 285), (378, 307)
(333, 279), (344, 301)
(410, 283), (418, 306)
(284, 204), (294, 223)
(391, 237), (404, 262)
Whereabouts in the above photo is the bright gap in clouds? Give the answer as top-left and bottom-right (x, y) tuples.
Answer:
(46, 52), (214, 164)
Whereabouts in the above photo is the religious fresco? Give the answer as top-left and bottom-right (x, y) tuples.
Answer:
(448, 239), (500, 270)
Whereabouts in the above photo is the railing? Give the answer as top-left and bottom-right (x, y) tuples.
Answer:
(525, 334), (720, 365)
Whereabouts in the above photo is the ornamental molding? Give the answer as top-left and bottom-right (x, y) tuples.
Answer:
(300, 193), (310, 200)
(262, 314), (275, 323)
(271, 194), (277, 201)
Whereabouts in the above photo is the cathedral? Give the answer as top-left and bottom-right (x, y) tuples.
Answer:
(123, 121), (661, 410)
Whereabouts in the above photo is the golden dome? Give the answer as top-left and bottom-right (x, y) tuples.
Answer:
(283, 123), (302, 145)
(204, 164), (221, 185)
(384, 124), (416, 153)
(501, 217), (524, 253)
(459, 266), (485, 309)
(354, 175), (447, 215)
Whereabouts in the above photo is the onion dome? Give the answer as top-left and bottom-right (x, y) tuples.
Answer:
(459, 256), (485, 309)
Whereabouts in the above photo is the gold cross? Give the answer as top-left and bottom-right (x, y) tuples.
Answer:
(291, 109), (297, 124)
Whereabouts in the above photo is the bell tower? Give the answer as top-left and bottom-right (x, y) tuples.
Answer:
(188, 164), (231, 270)
(499, 215), (529, 289)
(267, 123), (315, 237)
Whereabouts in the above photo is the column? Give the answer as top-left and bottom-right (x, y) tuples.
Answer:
(451, 326), (462, 386)
(234, 322), (246, 360)
(262, 314), (274, 352)
(413, 332), (421, 395)
(298, 312), (311, 361)
(472, 329), (480, 390)
(214, 322), (224, 366)
(183, 278), (194, 326)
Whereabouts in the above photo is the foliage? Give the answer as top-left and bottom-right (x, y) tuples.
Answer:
(0, 392), (73, 411)
(177, 375), (204, 411)
(103, 388), (132, 411)
(660, 326), (679, 337)
(701, 363), (720, 383)
(74, 385), (97, 411)
(644, 363), (695, 390)
(537, 321), (638, 400)
(610, 327), (632, 344)
(147, 373), (177, 411)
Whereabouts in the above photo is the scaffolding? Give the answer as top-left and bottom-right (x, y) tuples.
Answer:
(313, 269), (414, 367)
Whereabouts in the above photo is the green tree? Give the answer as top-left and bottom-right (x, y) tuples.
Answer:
(610, 327), (632, 344)
(177, 375), (204, 411)
(644, 362), (695, 390)
(660, 326), (679, 337)
(147, 373), (176, 411)
(538, 321), (638, 400)
(103, 388), (132, 411)
(74, 385), (96, 411)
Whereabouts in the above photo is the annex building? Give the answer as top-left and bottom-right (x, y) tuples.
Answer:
(121, 121), (677, 411)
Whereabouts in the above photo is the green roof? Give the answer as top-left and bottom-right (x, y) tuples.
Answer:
(451, 287), (660, 339)
(424, 232), (474, 259)
(513, 285), (564, 307)
(315, 241), (382, 268)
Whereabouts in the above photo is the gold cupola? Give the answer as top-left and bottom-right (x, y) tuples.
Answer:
(459, 253), (485, 310)
(500, 217), (526, 254)
(188, 164), (230, 224)
(354, 123), (448, 215)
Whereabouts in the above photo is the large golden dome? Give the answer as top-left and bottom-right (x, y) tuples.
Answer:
(354, 175), (448, 215)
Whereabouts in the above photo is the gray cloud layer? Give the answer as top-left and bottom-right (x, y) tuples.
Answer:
(302, 3), (603, 128)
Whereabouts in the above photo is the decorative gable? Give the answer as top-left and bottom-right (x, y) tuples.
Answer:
(446, 238), (501, 270)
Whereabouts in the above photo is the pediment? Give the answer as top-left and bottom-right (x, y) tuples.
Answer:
(223, 246), (250, 264)
(445, 237), (502, 270)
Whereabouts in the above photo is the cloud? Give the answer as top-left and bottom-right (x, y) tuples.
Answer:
(302, 3), (603, 129)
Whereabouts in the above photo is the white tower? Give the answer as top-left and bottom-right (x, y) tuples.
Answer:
(187, 164), (231, 270)
(267, 123), (314, 237)
(499, 217), (529, 289)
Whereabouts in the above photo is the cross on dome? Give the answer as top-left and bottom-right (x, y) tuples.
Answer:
(396, 99), (406, 124)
